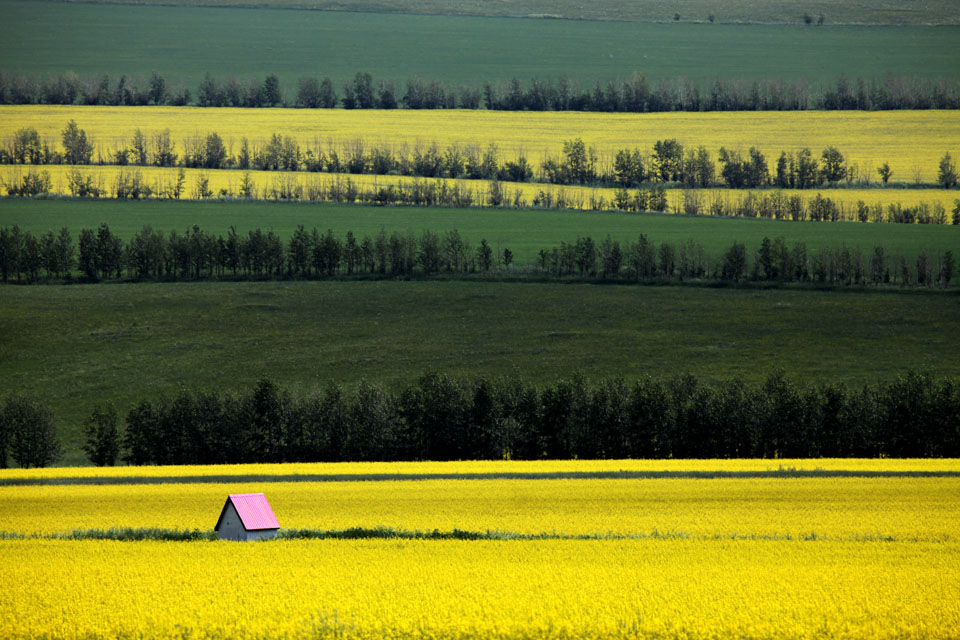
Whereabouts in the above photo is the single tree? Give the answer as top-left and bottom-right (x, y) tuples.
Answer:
(477, 239), (493, 272)
(12, 128), (42, 164)
(942, 250), (955, 286)
(318, 78), (337, 108)
(377, 81), (398, 109)
(131, 129), (148, 165)
(197, 73), (222, 107)
(720, 242), (747, 281)
(653, 139), (684, 182)
(613, 149), (644, 186)
(877, 162), (893, 185)
(4, 395), (62, 468)
(775, 152), (792, 188)
(263, 74), (282, 107)
(686, 146), (715, 187)
(296, 77), (321, 108)
(938, 152), (958, 189)
(341, 83), (357, 109)
(795, 148), (820, 188)
(83, 404), (122, 466)
(821, 146), (846, 184)
(148, 71), (167, 105)
(95, 222), (123, 279)
(61, 120), (93, 164)
(203, 132), (227, 169)
(746, 147), (768, 187)
(562, 138), (597, 184)
(718, 147), (746, 188)
(353, 72), (375, 109)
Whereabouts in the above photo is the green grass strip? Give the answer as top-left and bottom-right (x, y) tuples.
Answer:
(54, 527), (217, 541)
(3, 469), (960, 487)
(0, 527), (939, 543)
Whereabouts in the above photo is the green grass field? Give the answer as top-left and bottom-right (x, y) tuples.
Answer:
(3, 280), (958, 464)
(23, 0), (960, 26)
(2, 0), (958, 90)
(4, 200), (958, 466)
(2, 199), (959, 265)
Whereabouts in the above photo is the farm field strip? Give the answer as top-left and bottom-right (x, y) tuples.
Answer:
(5, 280), (960, 466)
(2, 462), (957, 638)
(3, 106), (959, 182)
(2, 458), (958, 481)
(3, 537), (957, 640)
(14, 0), (960, 26)
(4, 477), (958, 540)
(3, 1), (959, 89)
(3, 469), (959, 638)
(6, 164), (960, 219)
(3, 199), (957, 265)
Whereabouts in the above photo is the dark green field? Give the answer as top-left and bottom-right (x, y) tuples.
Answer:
(1, 0), (958, 90)
(37, 0), (960, 26)
(2, 199), (958, 265)
(3, 280), (958, 464)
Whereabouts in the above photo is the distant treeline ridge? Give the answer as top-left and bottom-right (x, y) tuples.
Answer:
(1, 224), (955, 288)
(4, 371), (959, 468)
(3, 71), (960, 112)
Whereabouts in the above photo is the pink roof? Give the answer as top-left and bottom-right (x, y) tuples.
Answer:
(216, 493), (279, 531)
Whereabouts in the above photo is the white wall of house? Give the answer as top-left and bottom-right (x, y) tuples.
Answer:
(217, 501), (279, 541)
(246, 528), (278, 541)
(217, 502), (247, 541)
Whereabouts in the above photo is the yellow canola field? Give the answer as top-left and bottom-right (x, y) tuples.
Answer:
(4, 466), (957, 638)
(5, 163), (958, 216)
(3, 457), (957, 480)
(5, 478), (958, 540)
(2, 537), (958, 639)
(2, 105), (958, 182)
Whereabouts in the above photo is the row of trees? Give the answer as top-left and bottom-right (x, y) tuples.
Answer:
(71, 371), (960, 467)
(0, 223), (508, 282)
(1, 224), (954, 287)
(556, 141), (959, 190)
(540, 235), (955, 287)
(661, 190), (960, 225)
(5, 165), (959, 226)
(3, 71), (959, 112)
(7, 123), (959, 191)
(4, 371), (958, 469)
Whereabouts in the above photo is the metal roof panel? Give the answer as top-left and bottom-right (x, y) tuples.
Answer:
(218, 493), (279, 531)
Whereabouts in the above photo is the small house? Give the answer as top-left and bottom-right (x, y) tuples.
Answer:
(215, 493), (280, 541)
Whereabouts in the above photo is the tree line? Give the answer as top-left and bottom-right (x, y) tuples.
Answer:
(4, 164), (959, 224)
(6, 122), (960, 192)
(1, 224), (954, 288)
(2, 71), (959, 112)
(5, 370), (958, 469)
